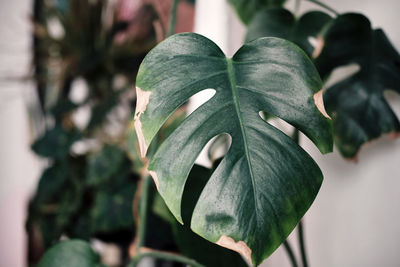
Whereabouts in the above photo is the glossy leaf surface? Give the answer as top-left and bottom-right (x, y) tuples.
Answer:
(134, 33), (332, 265)
(317, 14), (400, 158)
(246, 8), (332, 58)
(228, 0), (286, 25)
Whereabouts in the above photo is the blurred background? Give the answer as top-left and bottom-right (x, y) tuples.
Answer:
(0, 0), (399, 267)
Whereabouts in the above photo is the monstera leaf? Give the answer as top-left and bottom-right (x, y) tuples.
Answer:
(38, 240), (107, 267)
(316, 14), (400, 158)
(134, 33), (332, 265)
(228, 0), (286, 25)
(246, 8), (332, 58)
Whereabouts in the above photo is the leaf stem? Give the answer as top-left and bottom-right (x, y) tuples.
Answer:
(167, 0), (180, 37)
(135, 175), (151, 255)
(129, 251), (206, 267)
(298, 220), (309, 267)
(283, 240), (299, 267)
(294, 0), (301, 17)
(304, 0), (339, 16)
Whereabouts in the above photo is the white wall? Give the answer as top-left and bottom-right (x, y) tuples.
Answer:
(0, 0), (43, 266)
(194, 0), (400, 267)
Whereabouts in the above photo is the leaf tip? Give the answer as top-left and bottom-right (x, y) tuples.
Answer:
(216, 235), (252, 264)
(134, 86), (152, 158)
(313, 89), (331, 120)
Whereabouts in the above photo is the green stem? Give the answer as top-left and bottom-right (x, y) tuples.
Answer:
(135, 176), (151, 254)
(294, 0), (301, 16)
(167, 0), (180, 37)
(129, 251), (206, 267)
(283, 240), (299, 267)
(298, 220), (309, 267)
(304, 0), (339, 16)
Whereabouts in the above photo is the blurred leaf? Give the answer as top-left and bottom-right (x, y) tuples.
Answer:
(315, 13), (372, 78)
(32, 125), (81, 158)
(87, 91), (121, 129)
(228, 0), (286, 25)
(86, 145), (126, 186)
(34, 162), (69, 205)
(90, 172), (136, 233)
(246, 8), (332, 57)
(50, 99), (77, 120)
(37, 240), (106, 267)
(320, 15), (400, 158)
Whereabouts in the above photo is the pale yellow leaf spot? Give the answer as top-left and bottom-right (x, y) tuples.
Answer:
(313, 89), (331, 119)
(134, 86), (152, 158)
(216, 235), (252, 264)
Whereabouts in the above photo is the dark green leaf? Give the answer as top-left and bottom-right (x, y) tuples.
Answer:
(32, 125), (81, 158)
(90, 175), (136, 233)
(86, 145), (125, 186)
(228, 0), (286, 25)
(315, 13), (372, 78)
(246, 8), (332, 58)
(318, 14), (400, 158)
(38, 240), (105, 267)
(34, 162), (69, 205)
(134, 33), (332, 265)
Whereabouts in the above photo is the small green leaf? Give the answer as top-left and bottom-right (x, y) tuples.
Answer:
(32, 125), (81, 158)
(317, 14), (400, 158)
(86, 145), (125, 186)
(135, 33), (332, 265)
(228, 0), (286, 25)
(38, 240), (105, 267)
(90, 174), (136, 233)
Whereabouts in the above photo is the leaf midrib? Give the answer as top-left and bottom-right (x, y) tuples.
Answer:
(226, 58), (259, 226)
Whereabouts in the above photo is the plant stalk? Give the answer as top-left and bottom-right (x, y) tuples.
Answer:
(129, 251), (206, 267)
(167, 0), (180, 37)
(298, 220), (309, 267)
(283, 240), (299, 267)
(304, 0), (339, 16)
(294, 0), (301, 17)
(135, 175), (151, 255)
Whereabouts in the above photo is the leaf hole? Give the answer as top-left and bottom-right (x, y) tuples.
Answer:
(186, 88), (216, 117)
(182, 133), (232, 224)
(383, 90), (400, 118)
(324, 63), (361, 87)
(258, 111), (294, 137)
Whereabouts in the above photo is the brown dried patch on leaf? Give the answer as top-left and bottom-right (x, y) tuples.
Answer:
(216, 235), (252, 264)
(311, 35), (324, 59)
(387, 131), (400, 140)
(149, 170), (159, 190)
(313, 89), (331, 119)
(134, 86), (152, 158)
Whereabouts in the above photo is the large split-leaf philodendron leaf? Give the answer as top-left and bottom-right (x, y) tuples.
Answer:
(315, 13), (400, 158)
(134, 33), (332, 265)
